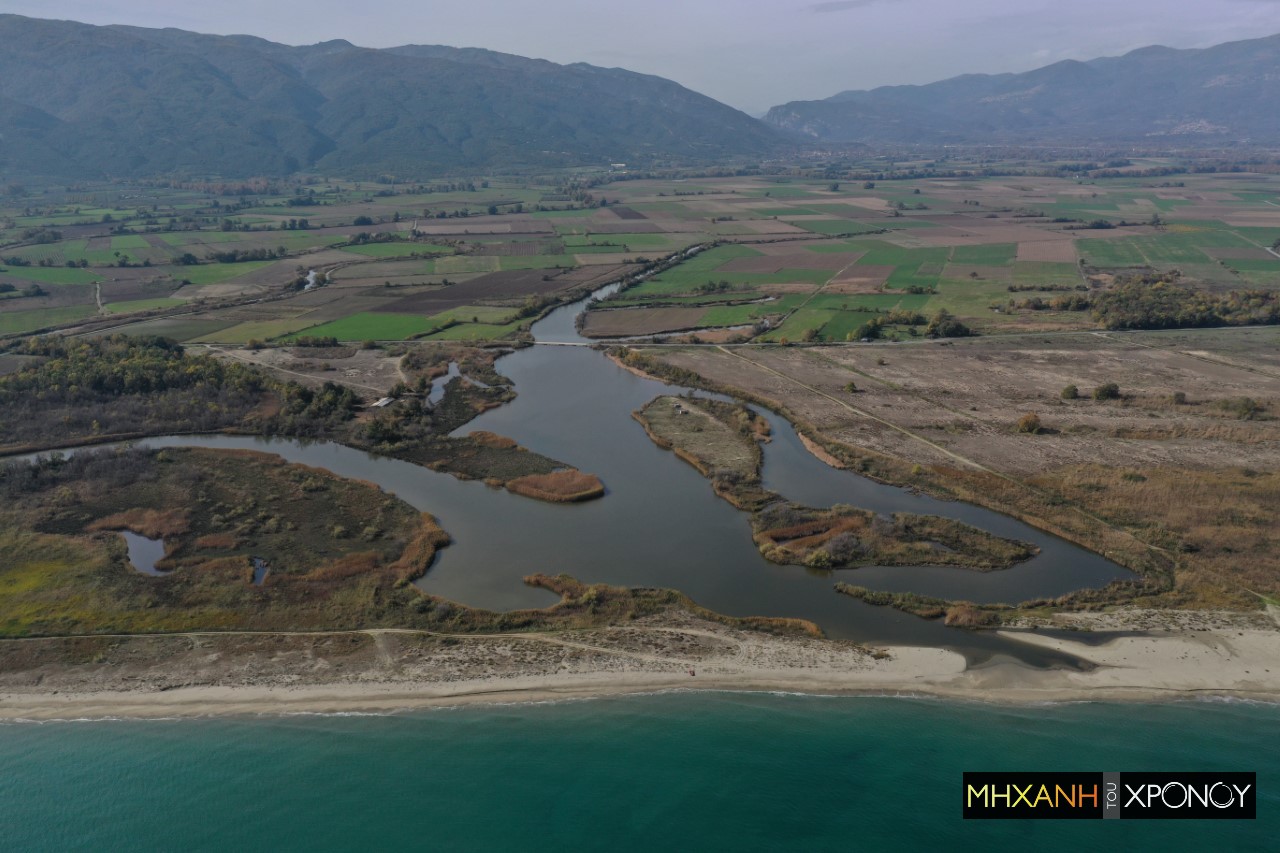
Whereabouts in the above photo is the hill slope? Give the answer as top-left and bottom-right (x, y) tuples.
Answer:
(0, 15), (782, 178)
(765, 35), (1280, 145)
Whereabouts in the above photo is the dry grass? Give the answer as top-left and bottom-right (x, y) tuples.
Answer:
(193, 533), (237, 549)
(1029, 464), (1280, 606)
(753, 507), (1036, 571)
(633, 395), (763, 481)
(506, 470), (605, 503)
(87, 508), (190, 539)
(469, 430), (519, 450)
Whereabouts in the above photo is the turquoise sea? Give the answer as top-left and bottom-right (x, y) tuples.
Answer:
(1, 693), (1274, 851)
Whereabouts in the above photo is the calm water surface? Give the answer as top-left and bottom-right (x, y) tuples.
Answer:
(119, 531), (165, 576)
(1, 694), (1273, 852)
(130, 286), (1134, 662)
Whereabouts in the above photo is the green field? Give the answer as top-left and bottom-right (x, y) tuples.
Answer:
(96, 317), (237, 342)
(110, 235), (151, 251)
(819, 310), (881, 341)
(4, 170), (1280, 352)
(192, 319), (313, 344)
(700, 296), (807, 326)
(428, 305), (520, 325)
(283, 312), (439, 341)
(0, 266), (102, 285)
(758, 308), (837, 342)
(0, 305), (97, 335)
(420, 320), (525, 341)
(951, 243), (1017, 266)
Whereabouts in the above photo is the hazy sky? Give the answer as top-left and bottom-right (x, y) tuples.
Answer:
(2, 0), (1278, 114)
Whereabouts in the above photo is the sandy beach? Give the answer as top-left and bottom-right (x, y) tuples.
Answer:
(0, 608), (1276, 720)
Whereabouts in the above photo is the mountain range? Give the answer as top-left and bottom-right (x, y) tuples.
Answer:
(2, 14), (1280, 181)
(0, 15), (780, 179)
(764, 34), (1280, 145)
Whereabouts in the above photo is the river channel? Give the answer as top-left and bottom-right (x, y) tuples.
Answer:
(127, 285), (1135, 666)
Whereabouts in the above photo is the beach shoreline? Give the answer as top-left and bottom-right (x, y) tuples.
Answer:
(1, 609), (1276, 720)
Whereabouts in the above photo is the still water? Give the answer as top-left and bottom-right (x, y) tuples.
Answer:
(133, 286), (1132, 664)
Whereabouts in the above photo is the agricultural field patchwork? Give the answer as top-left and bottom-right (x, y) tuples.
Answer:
(2, 169), (1278, 358)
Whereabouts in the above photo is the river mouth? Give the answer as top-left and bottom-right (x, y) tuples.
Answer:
(32, 283), (1133, 668)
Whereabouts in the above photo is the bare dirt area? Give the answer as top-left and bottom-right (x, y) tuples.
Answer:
(759, 282), (821, 295)
(1017, 241), (1078, 263)
(202, 345), (407, 398)
(581, 307), (709, 337)
(828, 265), (893, 292)
(638, 334), (1280, 607)
(651, 335), (1280, 477)
(582, 221), (664, 235)
(606, 206), (649, 220)
(388, 265), (628, 313)
(734, 220), (811, 235)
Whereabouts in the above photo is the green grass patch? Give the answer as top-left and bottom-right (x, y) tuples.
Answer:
(420, 320), (525, 341)
(700, 296), (807, 326)
(0, 305), (97, 335)
(758, 309), (837, 342)
(428, 306), (519, 324)
(951, 243), (1017, 266)
(819, 310), (882, 341)
(839, 292), (934, 312)
(1011, 262), (1083, 288)
(191, 319), (313, 344)
(436, 256), (500, 275)
(92, 318), (237, 342)
(282, 312), (439, 342)
(110, 235), (151, 251)
(1219, 257), (1280, 272)
(0, 266), (102, 285)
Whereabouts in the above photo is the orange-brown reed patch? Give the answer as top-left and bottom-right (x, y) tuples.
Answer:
(506, 470), (605, 503)
(88, 508), (190, 539)
(469, 430), (520, 449)
(194, 533), (238, 549)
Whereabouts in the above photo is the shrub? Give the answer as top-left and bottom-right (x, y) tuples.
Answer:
(925, 309), (972, 339)
(825, 532), (867, 564)
(1217, 397), (1263, 420)
(1061, 384), (1079, 400)
(804, 550), (832, 569)
(1017, 412), (1042, 434)
(1093, 382), (1121, 401)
